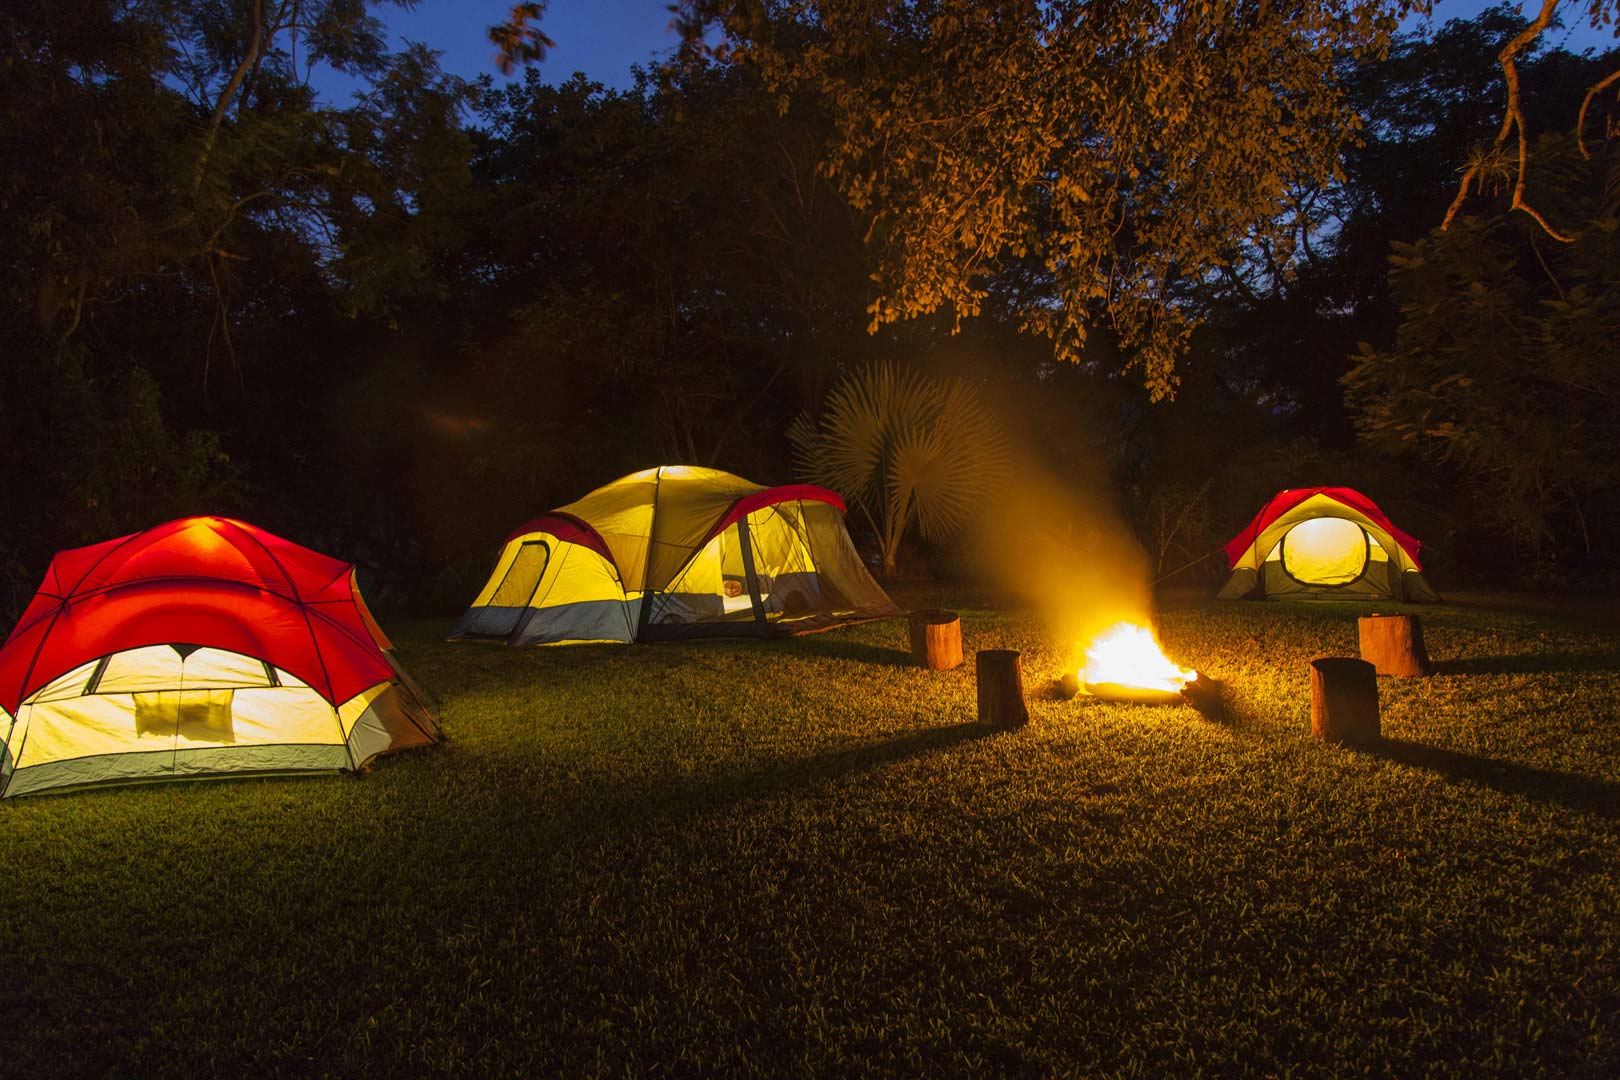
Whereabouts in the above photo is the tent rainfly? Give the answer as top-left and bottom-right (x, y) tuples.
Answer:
(452, 466), (900, 645)
(0, 517), (439, 798)
(1218, 487), (1440, 602)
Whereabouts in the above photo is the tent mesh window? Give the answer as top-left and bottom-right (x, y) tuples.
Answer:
(651, 501), (834, 625)
(466, 539), (551, 639)
(652, 524), (755, 624)
(134, 689), (235, 742)
(745, 504), (824, 617)
(489, 540), (550, 609)
(1278, 518), (1370, 587)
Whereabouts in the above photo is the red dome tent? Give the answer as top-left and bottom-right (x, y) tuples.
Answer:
(1217, 487), (1440, 602)
(0, 517), (438, 798)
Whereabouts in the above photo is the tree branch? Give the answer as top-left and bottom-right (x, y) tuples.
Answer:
(242, 0), (296, 116)
(1442, 0), (1574, 242)
(1527, 229), (1567, 301)
(1577, 65), (1620, 159)
(192, 0), (265, 193)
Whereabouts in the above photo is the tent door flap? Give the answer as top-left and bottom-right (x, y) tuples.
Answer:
(482, 540), (551, 639)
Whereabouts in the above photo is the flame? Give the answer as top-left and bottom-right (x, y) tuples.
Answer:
(1081, 622), (1197, 693)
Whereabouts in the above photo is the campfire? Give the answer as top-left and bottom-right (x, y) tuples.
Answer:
(1065, 621), (1202, 705)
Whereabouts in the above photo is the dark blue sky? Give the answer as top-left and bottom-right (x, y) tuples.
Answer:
(384, 0), (683, 91)
(324, 0), (1615, 101)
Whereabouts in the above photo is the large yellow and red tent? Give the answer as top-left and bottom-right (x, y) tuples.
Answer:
(452, 466), (899, 645)
(0, 517), (438, 798)
(1218, 487), (1439, 602)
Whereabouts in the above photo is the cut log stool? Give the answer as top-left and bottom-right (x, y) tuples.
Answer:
(1310, 657), (1380, 744)
(1358, 613), (1432, 677)
(909, 609), (963, 670)
(976, 650), (1030, 728)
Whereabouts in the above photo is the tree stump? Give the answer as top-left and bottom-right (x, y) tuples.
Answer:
(1358, 613), (1432, 677)
(1310, 657), (1380, 744)
(909, 609), (963, 670)
(976, 650), (1029, 728)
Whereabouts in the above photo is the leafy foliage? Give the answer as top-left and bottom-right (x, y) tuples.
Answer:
(0, 0), (471, 612)
(789, 363), (1007, 575)
(490, 2), (556, 76)
(1115, 9), (1620, 589)
(1438, 0), (1620, 240)
(1344, 147), (1620, 568)
(677, 0), (1417, 398)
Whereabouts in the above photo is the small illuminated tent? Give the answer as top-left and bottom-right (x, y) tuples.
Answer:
(452, 466), (900, 645)
(0, 517), (439, 798)
(1218, 487), (1440, 602)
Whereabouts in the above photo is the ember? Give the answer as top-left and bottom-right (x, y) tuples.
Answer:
(1078, 622), (1198, 705)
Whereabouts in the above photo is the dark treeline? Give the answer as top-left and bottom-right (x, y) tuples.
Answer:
(2, 2), (1617, 618)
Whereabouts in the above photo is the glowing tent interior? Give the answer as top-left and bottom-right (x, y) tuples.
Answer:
(1218, 487), (1439, 602)
(0, 517), (439, 798)
(452, 466), (900, 645)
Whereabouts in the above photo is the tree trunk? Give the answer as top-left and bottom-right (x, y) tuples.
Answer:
(1310, 657), (1380, 744)
(976, 650), (1029, 729)
(1358, 614), (1432, 677)
(909, 609), (962, 670)
(193, 0), (265, 193)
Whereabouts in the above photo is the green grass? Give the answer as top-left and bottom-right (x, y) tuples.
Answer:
(2, 590), (1618, 1077)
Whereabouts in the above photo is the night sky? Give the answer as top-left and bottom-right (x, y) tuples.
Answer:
(325, 0), (1615, 101)
(399, 0), (681, 86)
(311, 0), (681, 100)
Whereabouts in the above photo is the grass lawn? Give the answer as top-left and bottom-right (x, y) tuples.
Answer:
(2, 588), (1618, 1076)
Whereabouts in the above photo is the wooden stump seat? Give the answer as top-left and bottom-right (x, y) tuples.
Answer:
(1358, 613), (1432, 677)
(976, 650), (1029, 728)
(1310, 657), (1380, 744)
(909, 609), (963, 670)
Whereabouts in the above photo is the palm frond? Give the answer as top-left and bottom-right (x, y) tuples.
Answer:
(796, 361), (1009, 559)
(889, 379), (1009, 541)
(786, 411), (822, 480)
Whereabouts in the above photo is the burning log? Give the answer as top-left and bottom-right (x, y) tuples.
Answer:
(1076, 622), (1199, 705)
(1358, 614), (1432, 677)
(976, 650), (1029, 728)
(909, 609), (963, 670)
(1083, 681), (1185, 706)
(1310, 657), (1380, 744)
(1179, 672), (1223, 713)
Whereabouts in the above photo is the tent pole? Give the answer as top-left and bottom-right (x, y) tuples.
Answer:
(735, 517), (768, 628)
(1151, 545), (1225, 585)
(634, 467), (665, 641)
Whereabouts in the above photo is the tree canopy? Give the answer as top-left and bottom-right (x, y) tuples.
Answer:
(670, 0), (1433, 398)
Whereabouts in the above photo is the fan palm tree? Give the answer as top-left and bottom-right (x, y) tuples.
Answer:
(788, 363), (1008, 577)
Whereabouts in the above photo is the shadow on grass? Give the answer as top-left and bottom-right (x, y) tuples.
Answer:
(1434, 653), (1620, 677)
(638, 630), (916, 669)
(764, 721), (995, 785)
(610, 722), (1000, 824)
(773, 635), (916, 668)
(1356, 737), (1620, 819)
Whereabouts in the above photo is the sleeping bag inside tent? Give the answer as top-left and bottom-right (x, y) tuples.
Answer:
(452, 466), (900, 645)
(1218, 487), (1439, 602)
(0, 517), (439, 798)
